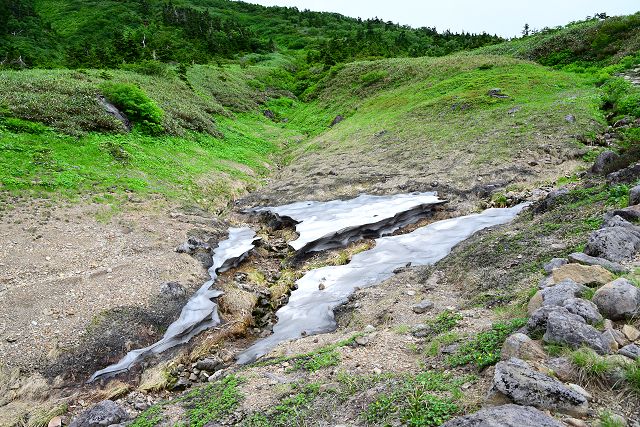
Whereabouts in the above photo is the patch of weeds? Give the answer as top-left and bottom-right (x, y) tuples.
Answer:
(129, 406), (163, 427)
(582, 287), (597, 300)
(571, 348), (611, 380)
(182, 375), (243, 427)
(447, 318), (527, 369)
(624, 360), (640, 393)
(606, 184), (630, 208)
(244, 383), (320, 427)
(256, 335), (357, 369)
(544, 343), (566, 357)
(336, 371), (392, 402)
(425, 332), (460, 357)
(292, 348), (340, 372)
(419, 310), (463, 339)
(599, 411), (627, 427)
(362, 371), (469, 427)
(394, 324), (411, 334)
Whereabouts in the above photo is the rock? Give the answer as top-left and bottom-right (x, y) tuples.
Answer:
(527, 306), (585, 335)
(441, 404), (564, 427)
(630, 185), (640, 206)
(189, 373), (198, 381)
(540, 280), (589, 307)
(619, 344), (640, 360)
(543, 258), (567, 273)
(544, 357), (576, 382)
(591, 150), (620, 174)
(561, 298), (602, 325)
(566, 383), (592, 400)
(622, 324), (640, 341)
(487, 88), (509, 98)
(551, 264), (614, 287)
(607, 354), (635, 366)
(607, 162), (640, 184)
(412, 299), (434, 314)
(490, 358), (588, 416)
(565, 418), (588, 427)
(543, 311), (610, 355)
(585, 224), (640, 263)
(159, 282), (186, 299)
(330, 115), (344, 127)
(538, 275), (555, 289)
(614, 117), (631, 128)
(592, 278), (640, 320)
(603, 319), (615, 330)
(567, 252), (628, 274)
(608, 204), (640, 223)
(355, 336), (369, 346)
(534, 188), (569, 213)
(527, 291), (544, 314)
(601, 330), (620, 352)
(170, 378), (191, 391)
(69, 400), (129, 427)
(364, 325), (376, 333)
(565, 114), (576, 123)
(263, 109), (276, 120)
(48, 416), (62, 427)
(501, 333), (546, 362)
(196, 357), (223, 372)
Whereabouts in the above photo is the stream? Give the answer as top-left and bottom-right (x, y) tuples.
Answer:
(89, 193), (527, 381)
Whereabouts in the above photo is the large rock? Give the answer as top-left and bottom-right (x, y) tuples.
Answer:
(491, 358), (588, 416)
(537, 280), (588, 309)
(543, 311), (610, 355)
(608, 205), (640, 223)
(607, 162), (640, 184)
(591, 150), (619, 174)
(544, 357), (576, 382)
(501, 333), (546, 362)
(619, 344), (640, 360)
(69, 400), (129, 427)
(527, 306), (584, 335)
(543, 258), (567, 273)
(561, 298), (602, 325)
(551, 264), (614, 287)
(585, 221), (640, 263)
(630, 185), (640, 206)
(442, 404), (564, 427)
(592, 278), (640, 320)
(567, 252), (627, 274)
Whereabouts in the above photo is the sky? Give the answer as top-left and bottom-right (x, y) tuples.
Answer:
(244, 0), (639, 38)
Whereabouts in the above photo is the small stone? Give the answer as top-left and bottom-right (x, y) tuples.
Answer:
(48, 416), (62, 427)
(364, 325), (376, 333)
(412, 299), (434, 314)
(318, 283), (325, 290)
(372, 368), (382, 375)
(565, 418), (588, 427)
(501, 333), (546, 362)
(406, 290), (416, 296)
(619, 344), (640, 360)
(355, 336), (369, 346)
(189, 373), (198, 381)
(622, 324), (640, 341)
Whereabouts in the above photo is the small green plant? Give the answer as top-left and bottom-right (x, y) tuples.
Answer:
(292, 348), (340, 372)
(418, 310), (463, 340)
(624, 360), (640, 393)
(491, 193), (508, 207)
(360, 70), (389, 87)
(129, 406), (163, 427)
(1, 117), (48, 134)
(100, 82), (164, 135)
(600, 411), (627, 427)
(244, 383), (320, 427)
(607, 184), (630, 208)
(570, 348), (611, 379)
(447, 318), (526, 369)
(183, 375), (243, 427)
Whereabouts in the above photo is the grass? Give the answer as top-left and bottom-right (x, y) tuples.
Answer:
(447, 318), (527, 370)
(243, 383), (321, 427)
(362, 370), (472, 427)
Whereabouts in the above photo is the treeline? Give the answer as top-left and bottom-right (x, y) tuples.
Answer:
(0, 0), (504, 69)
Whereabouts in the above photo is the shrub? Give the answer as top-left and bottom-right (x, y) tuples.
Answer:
(100, 82), (164, 135)
(121, 60), (171, 77)
(360, 70), (389, 87)
(1, 117), (48, 134)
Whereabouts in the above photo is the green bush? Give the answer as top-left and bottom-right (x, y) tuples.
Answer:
(1, 117), (49, 134)
(360, 70), (389, 87)
(617, 92), (640, 118)
(121, 60), (172, 77)
(100, 82), (164, 135)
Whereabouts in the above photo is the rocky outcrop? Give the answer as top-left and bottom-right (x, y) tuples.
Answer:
(561, 298), (602, 325)
(490, 358), (588, 416)
(584, 217), (640, 262)
(442, 404), (564, 427)
(543, 311), (610, 355)
(567, 252), (627, 274)
(619, 344), (640, 360)
(592, 278), (640, 320)
(607, 162), (640, 184)
(69, 400), (129, 427)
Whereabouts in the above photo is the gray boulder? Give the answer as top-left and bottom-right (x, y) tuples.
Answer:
(591, 150), (619, 174)
(543, 311), (610, 355)
(619, 344), (640, 360)
(567, 252), (627, 274)
(540, 280), (588, 308)
(630, 185), (640, 206)
(412, 299), (434, 314)
(543, 258), (567, 273)
(491, 358), (588, 416)
(584, 223), (640, 262)
(561, 298), (602, 325)
(607, 205), (640, 223)
(441, 404), (564, 427)
(607, 162), (640, 184)
(527, 306), (584, 335)
(592, 278), (640, 320)
(501, 333), (546, 362)
(69, 400), (129, 427)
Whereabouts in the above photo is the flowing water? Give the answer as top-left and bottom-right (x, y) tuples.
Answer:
(89, 227), (259, 382)
(236, 204), (527, 364)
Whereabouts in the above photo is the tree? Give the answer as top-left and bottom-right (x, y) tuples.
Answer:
(522, 23), (530, 37)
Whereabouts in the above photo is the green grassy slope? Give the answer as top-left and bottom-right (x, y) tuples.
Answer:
(253, 54), (605, 205)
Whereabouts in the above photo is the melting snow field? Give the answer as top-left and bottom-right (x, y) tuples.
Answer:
(237, 204), (527, 364)
(253, 192), (445, 253)
(89, 227), (258, 382)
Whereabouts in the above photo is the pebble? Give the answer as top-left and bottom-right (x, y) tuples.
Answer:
(364, 325), (376, 333)
(406, 290), (416, 296)
(372, 368), (382, 375)
(355, 336), (369, 346)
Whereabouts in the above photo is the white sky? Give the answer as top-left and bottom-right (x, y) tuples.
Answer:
(244, 0), (639, 38)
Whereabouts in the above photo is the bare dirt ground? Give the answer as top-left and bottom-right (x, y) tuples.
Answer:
(0, 197), (222, 377)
